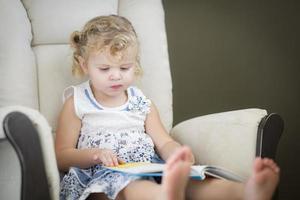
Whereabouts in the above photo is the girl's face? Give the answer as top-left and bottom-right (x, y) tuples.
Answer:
(80, 46), (138, 101)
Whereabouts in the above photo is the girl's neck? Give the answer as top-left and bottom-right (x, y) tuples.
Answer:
(90, 85), (128, 108)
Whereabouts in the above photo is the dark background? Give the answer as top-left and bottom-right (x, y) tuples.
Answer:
(164, 1), (300, 199)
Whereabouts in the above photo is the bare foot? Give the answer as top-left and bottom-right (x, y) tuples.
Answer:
(244, 157), (280, 200)
(160, 146), (192, 200)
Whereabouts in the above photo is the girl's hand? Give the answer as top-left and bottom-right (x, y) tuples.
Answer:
(92, 149), (124, 167)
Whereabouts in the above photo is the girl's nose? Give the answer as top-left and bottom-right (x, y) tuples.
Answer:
(109, 69), (122, 80)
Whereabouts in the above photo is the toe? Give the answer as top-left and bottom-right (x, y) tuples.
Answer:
(254, 157), (263, 172)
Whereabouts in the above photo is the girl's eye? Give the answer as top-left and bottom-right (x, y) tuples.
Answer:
(99, 68), (109, 71)
(120, 65), (132, 71)
(120, 67), (129, 71)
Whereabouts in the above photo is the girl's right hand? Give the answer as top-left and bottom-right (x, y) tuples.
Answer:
(92, 148), (124, 167)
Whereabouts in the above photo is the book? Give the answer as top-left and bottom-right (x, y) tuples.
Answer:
(105, 162), (245, 182)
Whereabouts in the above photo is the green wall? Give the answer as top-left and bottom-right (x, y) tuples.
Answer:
(164, 1), (300, 199)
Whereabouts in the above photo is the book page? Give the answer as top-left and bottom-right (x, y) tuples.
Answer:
(105, 162), (243, 182)
(204, 166), (245, 182)
(106, 162), (205, 180)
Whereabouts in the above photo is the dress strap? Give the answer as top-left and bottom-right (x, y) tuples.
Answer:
(84, 88), (103, 110)
(129, 87), (136, 97)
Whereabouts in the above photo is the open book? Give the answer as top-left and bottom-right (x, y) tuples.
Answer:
(105, 162), (245, 182)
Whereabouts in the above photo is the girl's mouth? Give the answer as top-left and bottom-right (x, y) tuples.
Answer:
(110, 85), (122, 89)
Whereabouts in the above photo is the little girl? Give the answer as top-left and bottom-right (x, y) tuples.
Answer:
(55, 15), (280, 200)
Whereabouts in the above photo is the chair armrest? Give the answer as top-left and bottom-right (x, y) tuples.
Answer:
(0, 106), (59, 200)
(256, 113), (284, 159)
(170, 108), (267, 179)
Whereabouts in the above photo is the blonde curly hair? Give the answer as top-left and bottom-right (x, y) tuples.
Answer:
(70, 15), (142, 77)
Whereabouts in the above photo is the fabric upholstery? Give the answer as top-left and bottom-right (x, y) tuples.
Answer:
(0, 0), (38, 109)
(22, 0), (119, 45)
(33, 45), (81, 132)
(171, 108), (268, 179)
(0, 141), (21, 200)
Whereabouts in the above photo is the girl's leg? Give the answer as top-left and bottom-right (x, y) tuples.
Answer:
(186, 157), (280, 200)
(117, 147), (192, 200)
(117, 180), (162, 200)
(186, 178), (244, 200)
(244, 157), (280, 200)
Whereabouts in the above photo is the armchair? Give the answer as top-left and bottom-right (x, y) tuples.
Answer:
(0, 0), (283, 199)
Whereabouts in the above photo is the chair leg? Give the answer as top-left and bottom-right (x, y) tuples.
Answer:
(3, 112), (51, 200)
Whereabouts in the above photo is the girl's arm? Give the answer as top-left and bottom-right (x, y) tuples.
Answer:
(55, 96), (97, 171)
(145, 103), (195, 164)
(55, 97), (120, 171)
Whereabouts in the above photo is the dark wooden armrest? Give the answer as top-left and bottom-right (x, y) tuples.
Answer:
(3, 112), (51, 200)
(256, 113), (284, 159)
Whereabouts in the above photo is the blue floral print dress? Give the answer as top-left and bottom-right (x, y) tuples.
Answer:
(60, 81), (162, 200)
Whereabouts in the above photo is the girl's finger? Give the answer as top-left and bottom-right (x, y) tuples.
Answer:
(117, 158), (125, 164)
(111, 156), (119, 166)
(105, 155), (114, 166)
(101, 156), (109, 166)
(92, 154), (100, 163)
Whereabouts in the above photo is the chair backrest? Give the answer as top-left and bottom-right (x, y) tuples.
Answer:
(0, 0), (173, 132)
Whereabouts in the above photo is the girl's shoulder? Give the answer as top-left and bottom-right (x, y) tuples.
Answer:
(62, 81), (91, 119)
(127, 86), (151, 115)
(127, 85), (147, 98)
(62, 81), (89, 103)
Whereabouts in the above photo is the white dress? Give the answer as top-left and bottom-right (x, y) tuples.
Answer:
(60, 81), (162, 200)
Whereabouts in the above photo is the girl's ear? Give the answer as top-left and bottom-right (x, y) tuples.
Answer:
(78, 56), (88, 74)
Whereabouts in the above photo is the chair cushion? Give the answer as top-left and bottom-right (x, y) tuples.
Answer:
(0, 0), (38, 109)
(171, 108), (268, 179)
(33, 45), (81, 129)
(22, 0), (119, 45)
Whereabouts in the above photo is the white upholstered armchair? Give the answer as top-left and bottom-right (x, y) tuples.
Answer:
(0, 0), (283, 199)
